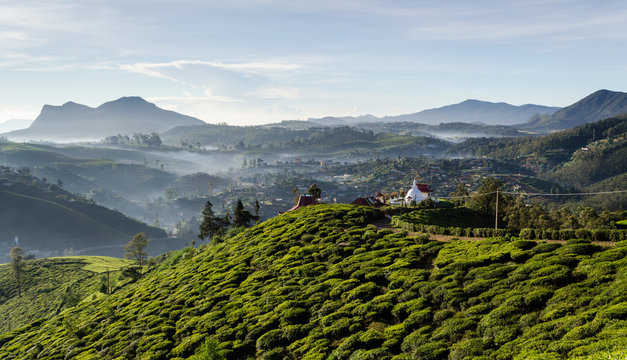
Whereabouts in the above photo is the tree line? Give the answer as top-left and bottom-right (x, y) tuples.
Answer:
(452, 177), (626, 232)
(101, 133), (162, 147)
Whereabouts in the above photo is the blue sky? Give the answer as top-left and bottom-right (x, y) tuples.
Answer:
(1, 0), (626, 125)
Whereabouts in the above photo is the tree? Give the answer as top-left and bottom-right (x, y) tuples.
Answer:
(308, 183), (322, 200)
(233, 199), (257, 228)
(450, 181), (469, 206)
(147, 132), (162, 147)
(468, 177), (503, 215)
(254, 200), (260, 219)
(125, 232), (149, 267)
(10, 247), (25, 297)
(199, 200), (223, 242)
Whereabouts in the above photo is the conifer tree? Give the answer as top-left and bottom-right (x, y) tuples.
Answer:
(233, 199), (257, 228)
(199, 200), (221, 241)
(254, 200), (260, 219)
(10, 247), (25, 297)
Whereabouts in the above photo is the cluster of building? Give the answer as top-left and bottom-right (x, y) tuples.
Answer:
(281, 179), (433, 213)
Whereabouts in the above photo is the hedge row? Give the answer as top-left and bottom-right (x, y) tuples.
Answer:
(519, 228), (627, 242)
(392, 217), (627, 241)
(391, 216), (513, 238)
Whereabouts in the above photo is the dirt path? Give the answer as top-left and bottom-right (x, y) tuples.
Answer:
(373, 217), (616, 246)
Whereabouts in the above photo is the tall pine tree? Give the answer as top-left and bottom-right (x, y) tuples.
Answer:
(199, 200), (223, 241)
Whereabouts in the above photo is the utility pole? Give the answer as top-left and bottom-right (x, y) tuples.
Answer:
(495, 189), (499, 230)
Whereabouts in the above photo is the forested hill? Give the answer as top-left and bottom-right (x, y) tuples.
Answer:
(1, 204), (625, 359)
(0, 166), (165, 258)
(163, 125), (451, 156)
(447, 115), (626, 188)
(448, 115), (626, 158)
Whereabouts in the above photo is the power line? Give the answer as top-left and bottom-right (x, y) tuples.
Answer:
(438, 189), (627, 200)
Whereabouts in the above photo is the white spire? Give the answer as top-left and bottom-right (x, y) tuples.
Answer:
(405, 179), (426, 203)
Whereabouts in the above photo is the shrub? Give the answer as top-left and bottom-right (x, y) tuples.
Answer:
(596, 303), (627, 320)
(344, 283), (382, 302)
(256, 329), (285, 351)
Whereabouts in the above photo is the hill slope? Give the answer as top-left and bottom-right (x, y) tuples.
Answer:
(3, 97), (205, 142)
(0, 205), (625, 359)
(0, 256), (133, 334)
(448, 115), (627, 189)
(523, 89), (627, 130)
(0, 166), (166, 261)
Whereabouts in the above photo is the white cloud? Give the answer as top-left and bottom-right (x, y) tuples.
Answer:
(0, 104), (38, 121)
(118, 59), (305, 102)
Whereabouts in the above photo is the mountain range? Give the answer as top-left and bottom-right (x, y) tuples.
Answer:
(309, 101), (560, 127)
(308, 90), (627, 131)
(3, 90), (627, 142)
(3, 97), (205, 142)
(522, 89), (627, 130)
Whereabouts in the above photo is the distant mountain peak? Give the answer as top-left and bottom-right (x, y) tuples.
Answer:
(4, 96), (205, 141)
(98, 96), (156, 109)
(523, 89), (627, 130)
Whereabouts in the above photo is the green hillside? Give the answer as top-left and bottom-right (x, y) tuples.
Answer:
(0, 205), (625, 359)
(0, 142), (177, 201)
(0, 166), (166, 259)
(447, 115), (626, 189)
(0, 256), (133, 334)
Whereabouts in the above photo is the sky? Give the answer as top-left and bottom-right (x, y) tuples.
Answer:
(1, 0), (627, 125)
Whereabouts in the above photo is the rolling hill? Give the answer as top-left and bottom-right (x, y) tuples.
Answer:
(447, 115), (627, 189)
(0, 166), (167, 262)
(0, 205), (624, 359)
(3, 97), (205, 142)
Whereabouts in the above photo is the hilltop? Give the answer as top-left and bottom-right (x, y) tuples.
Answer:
(0, 205), (625, 359)
(3, 97), (205, 142)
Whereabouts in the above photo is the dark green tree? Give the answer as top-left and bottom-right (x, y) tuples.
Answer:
(198, 200), (223, 242)
(307, 183), (322, 200)
(450, 181), (469, 206)
(125, 232), (149, 267)
(468, 177), (504, 215)
(233, 199), (257, 228)
(254, 200), (260, 219)
(10, 247), (25, 297)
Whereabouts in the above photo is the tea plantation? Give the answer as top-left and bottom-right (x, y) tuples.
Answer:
(0, 256), (134, 334)
(0, 204), (625, 359)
